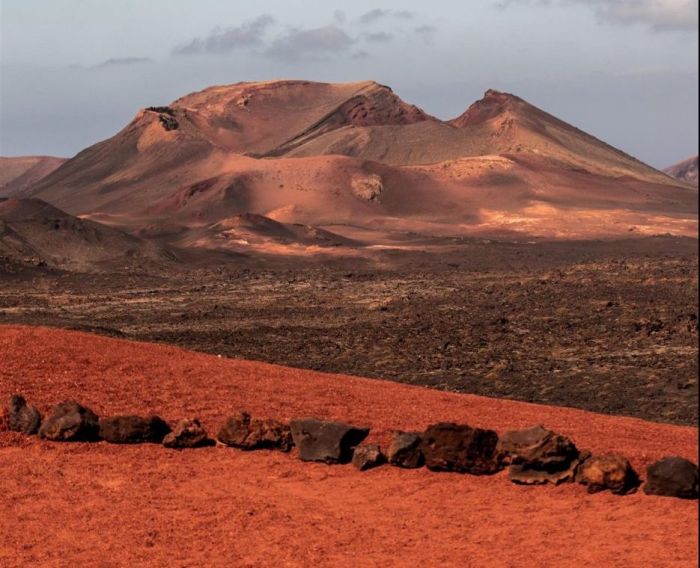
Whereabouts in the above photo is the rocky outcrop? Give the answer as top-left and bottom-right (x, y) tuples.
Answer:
(217, 411), (293, 452)
(387, 431), (424, 468)
(421, 423), (501, 475)
(38, 401), (100, 442)
(99, 415), (171, 444)
(352, 444), (385, 471)
(644, 457), (699, 499)
(7, 394), (42, 435)
(351, 174), (383, 202)
(163, 418), (210, 449)
(290, 418), (369, 464)
(576, 454), (639, 495)
(497, 425), (579, 485)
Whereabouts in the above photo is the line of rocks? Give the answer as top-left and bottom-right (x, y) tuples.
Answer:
(6, 395), (699, 500)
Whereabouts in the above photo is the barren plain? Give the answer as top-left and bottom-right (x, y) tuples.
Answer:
(2, 235), (696, 425)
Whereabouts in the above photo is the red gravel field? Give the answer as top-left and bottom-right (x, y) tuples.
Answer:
(1, 325), (698, 567)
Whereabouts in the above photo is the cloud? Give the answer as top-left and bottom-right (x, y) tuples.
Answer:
(414, 24), (438, 44)
(266, 25), (355, 61)
(351, 50), (371, 60)
(94, 57), (152, 67)
(593, 0), (698, 30)
(496, 0), (698, 31)
(364, 31), (394, 43)
(173, 15), (275, 55)
(358, 9), (414, 24)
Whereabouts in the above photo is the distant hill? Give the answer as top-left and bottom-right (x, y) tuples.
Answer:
(0, 197), (177, 271)
(664, 155), (698, 186)
(0, 156), (66, 197)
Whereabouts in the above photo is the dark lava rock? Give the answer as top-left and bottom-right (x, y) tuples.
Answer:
(38, 400), (99, 442)
(99, 415), (171, 444)
(352, 444), (385, 471)
(158, 114), (179, 131)
(387, 431), (424, 469)
(7, 394), (42, 435)
(217, 411), (293, 452)
(644, 457), (699, 499)
(421, 422), (501, 475)
(576, 453), (639, 495)
(289, 418), (369, 464)
(497, 425), (579, 485)
(162, 418), (210, 449)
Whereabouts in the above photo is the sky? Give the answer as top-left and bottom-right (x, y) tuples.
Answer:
(0, 0), (697, 168)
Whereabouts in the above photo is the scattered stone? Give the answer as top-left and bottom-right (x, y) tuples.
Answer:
(99, 415), (171, 444)
(421, 422), (501, 475)
(497, 425), (579, 485)
(38, 400), (100, 442)
(576, 453), (639, 495)
(387, 431), (424, 468)
(352, 444), (385, 471)
(162, 418), (210, 449)
(644, 457), (699, 499)
(290, 418), (369, 464)
(217, 411), (293, 452)
(7, 394), (42, 435)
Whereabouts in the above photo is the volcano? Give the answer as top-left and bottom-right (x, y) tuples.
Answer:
(25, 80), (697, 245)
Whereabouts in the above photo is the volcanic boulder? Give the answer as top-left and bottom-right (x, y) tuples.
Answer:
(38, 400), (100, 442)
(497, 425), (579, 485)
(217, 411), (293, 452)
(289, 418), (369, 464)
(576, 453), (639, 495)
(163, 418), (210, 449)
(99, 415), (171, 444)
(643, 457), (699, 499)
(352, 444), (386, 471)
(7, 394), (42, 435)
(387, 431), (424, 469)
(420, 422), (501, 475)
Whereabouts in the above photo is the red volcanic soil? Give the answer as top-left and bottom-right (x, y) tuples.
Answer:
(1, 325), (697, 567)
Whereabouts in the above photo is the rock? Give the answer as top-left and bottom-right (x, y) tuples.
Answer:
(290, 418), (369, 464)
(507, 461), (579, 485)
(386, 431), (424, 468)
(497, 425), (579, 485)
(38, 400), (100, 442)
(7, 394), (42, 435)
(162, 418), (210, 449)
(352, 444), (385, 471)
(99, 415), (171, 444)
(497, 424), (578, 468)
(644, 457), (699, 499)
(421, 422), (501, 475)
(576, 453), (639, 495)
(217, 411), (293, 452)
(351, 174), (383, 202)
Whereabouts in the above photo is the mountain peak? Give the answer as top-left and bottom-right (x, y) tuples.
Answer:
(450, 89), (525, 128)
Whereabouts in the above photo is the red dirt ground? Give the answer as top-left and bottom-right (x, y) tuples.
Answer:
(1, 325), (697, 567)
